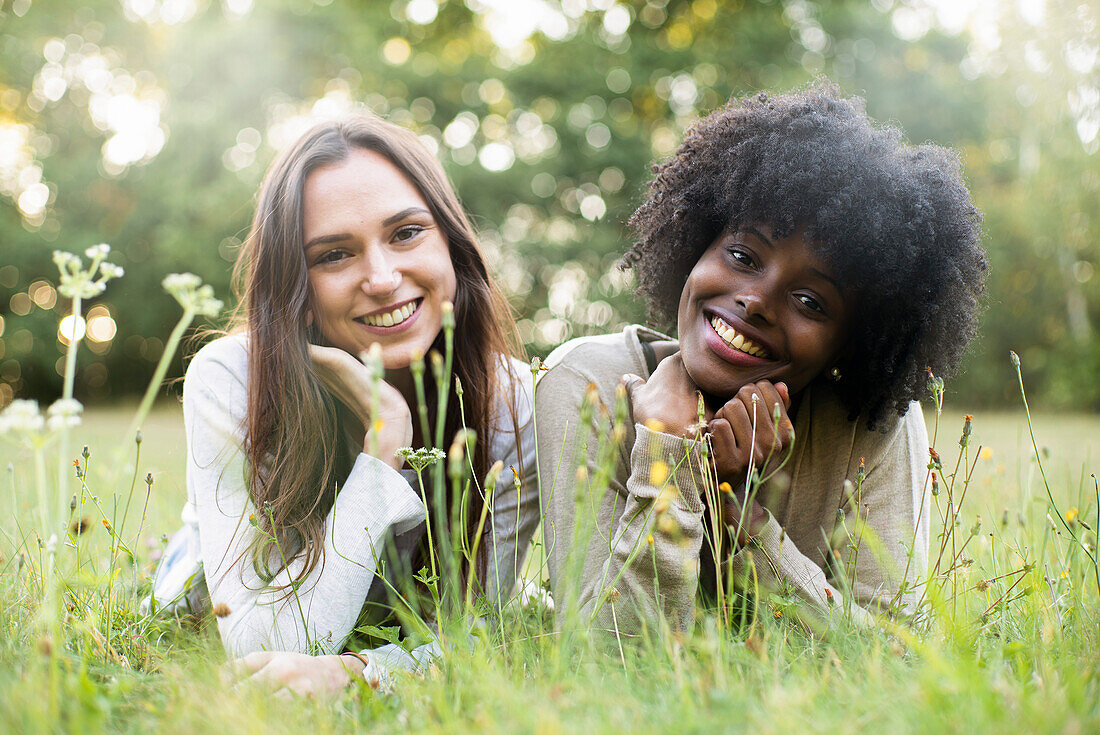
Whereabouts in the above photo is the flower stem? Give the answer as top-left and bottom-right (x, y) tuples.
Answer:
(121, 307), (194, 449)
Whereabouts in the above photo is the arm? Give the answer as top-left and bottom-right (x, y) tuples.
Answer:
(538, 361), (708, 637)
(481, 360), (542, 606)
(184, 340), (425, 657)
(728, 403), (931, 627)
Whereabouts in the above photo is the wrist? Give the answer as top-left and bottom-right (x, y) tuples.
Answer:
(339, 651), (369, 682)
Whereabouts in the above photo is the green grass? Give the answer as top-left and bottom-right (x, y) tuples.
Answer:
(1, 401), (1097, 734)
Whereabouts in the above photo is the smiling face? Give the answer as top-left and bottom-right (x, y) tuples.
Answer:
(302, 148), (457, 369)
(676, 224), (857, 399)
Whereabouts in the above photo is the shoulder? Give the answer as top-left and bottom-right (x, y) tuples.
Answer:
(493, 354), (534, 425)
(540, 325), (662, 389)
(184, 334), (250, 390)
(847, 399), (930, 476)
(483, 355), (536, 464)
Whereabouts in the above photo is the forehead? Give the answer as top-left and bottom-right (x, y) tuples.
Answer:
(301, 148), (428, 229)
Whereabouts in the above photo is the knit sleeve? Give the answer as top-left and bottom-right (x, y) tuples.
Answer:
(538, 361), (709, 638)
(184, 338), (425, 657)
(728, 402), (931, 628)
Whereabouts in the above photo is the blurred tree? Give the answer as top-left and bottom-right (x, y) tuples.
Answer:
(0, 0), (1096, 409)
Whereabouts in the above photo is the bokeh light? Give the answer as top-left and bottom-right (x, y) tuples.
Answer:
(86, 306), (117, 343)
(58, 314), (86, 345)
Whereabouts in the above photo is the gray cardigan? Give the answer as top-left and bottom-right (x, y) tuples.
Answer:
(536, 325), (930, 636)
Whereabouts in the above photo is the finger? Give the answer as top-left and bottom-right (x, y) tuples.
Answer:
(707, 417), (743, 480)
(234, 651), (276, 676)
(621, 373), (646, 404)
(273, 686), (296, 701)
(775, 381), (791, 409)
(733, 385), (781, 463)
(754, 382), (794, 447)
(621, 372), (645, 389)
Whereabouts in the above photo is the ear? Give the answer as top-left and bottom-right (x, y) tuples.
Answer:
(305, 309), (314, 327)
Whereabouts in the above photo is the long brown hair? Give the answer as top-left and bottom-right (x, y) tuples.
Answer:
(228, 115), (522, 594)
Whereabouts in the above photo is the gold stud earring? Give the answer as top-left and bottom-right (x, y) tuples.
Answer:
(828, 366), (842, 382)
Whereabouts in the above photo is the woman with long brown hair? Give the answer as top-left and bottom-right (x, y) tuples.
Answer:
(151, 115), (537, 691)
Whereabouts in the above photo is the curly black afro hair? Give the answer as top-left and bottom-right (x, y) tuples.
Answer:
(624, 82), (987, 427)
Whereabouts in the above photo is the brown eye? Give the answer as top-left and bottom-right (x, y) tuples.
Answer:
(394, 225), (424, 243)
(797, 294), (825, 314)
(316, 249), (348, 265)
(727, 247), (756, 268)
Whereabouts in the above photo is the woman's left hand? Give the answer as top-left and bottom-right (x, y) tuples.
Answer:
(308, 344), (413, 468)
(706, 380), (793, 484)
(229, 651), (374, 698)
(706, 380), (792, 542)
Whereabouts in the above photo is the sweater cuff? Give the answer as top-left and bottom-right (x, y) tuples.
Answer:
(629, 424), (708, 514)
(340, 453), (425, 537)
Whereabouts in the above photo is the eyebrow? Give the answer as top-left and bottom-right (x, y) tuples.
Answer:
(304, 207), (432, 250)
(382, 206), (431, 227)
(740, 225), (773, 247)
(810, 267), (844, 294)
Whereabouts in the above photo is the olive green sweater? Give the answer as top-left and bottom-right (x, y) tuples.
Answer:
(536, 325), (931, 636)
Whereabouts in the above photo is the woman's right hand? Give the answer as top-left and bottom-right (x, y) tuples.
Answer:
(308, 344), (413, 469)
(622, 352), (710, 438)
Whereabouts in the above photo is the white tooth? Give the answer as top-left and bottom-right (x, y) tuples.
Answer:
(731, 334), (744, 349)
(381, 313), (394, 327)
(403, 304), (413, 319)
(366, 315), (379, 326)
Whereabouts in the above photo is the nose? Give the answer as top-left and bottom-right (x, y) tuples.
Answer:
(359, 247), (401, 295)
(737, 285), (776, 324)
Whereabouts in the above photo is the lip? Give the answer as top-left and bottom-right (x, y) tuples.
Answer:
(354, 297), (423, 335)
(701, 308), (777, 367)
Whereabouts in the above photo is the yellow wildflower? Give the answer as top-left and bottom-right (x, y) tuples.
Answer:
(649, 460), (669, 487)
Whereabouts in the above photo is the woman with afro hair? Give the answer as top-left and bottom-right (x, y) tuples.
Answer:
(536, 82), (986, 634)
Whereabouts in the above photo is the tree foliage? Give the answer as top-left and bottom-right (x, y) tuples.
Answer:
(0, 0), (1097, 408)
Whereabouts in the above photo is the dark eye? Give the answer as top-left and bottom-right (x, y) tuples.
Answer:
(394, 225), (424, 243)
(727, 247), (756, 268)
(796, 294), (825, 314)
(315, 249), (348, 265)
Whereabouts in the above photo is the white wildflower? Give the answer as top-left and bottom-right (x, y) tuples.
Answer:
(0, 400), (46, 435)
(98, 262), (124, 279)
(52, 250), (79, 269)
(54, 245), (123, 299)
(46, 398), (83, 431)
(162, 273), (223, 318)
(161, 273), (202, 293)
(84, 243), (111, 260)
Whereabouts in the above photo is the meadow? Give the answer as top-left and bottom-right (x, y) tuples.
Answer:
(0, 253), (1097, 735)
(2, 387), (1098, 732)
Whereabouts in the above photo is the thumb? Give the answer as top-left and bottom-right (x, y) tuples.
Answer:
(620, 373), (646, 400)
